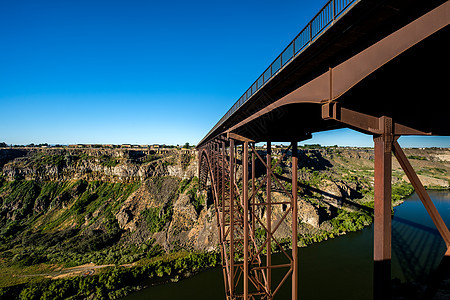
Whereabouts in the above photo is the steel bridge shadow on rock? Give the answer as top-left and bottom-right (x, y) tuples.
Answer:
(197, 0), (450, 299)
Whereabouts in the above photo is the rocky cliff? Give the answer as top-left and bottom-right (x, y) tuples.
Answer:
(0, 148), (220, 257)
(0, 148), (197, 183)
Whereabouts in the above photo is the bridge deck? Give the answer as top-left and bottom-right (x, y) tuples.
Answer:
(198, 0), (448, 147)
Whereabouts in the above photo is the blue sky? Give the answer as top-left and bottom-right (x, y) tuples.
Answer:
(0, 0), (448, 147)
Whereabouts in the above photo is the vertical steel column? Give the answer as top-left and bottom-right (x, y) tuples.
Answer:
(266, 141), (272, 298)
(222, 141), (226, 245)
(214, 143), (218, 197)
(251, 143), (259, 293)
(243, 141), (249, 298)
(291, 142), (298, 300)
(373, 121), (393, 299)
(198, 151), (201, 182)
(252, 144), (256, 243)
(220, 142), (229, 298)
(229, 139), (235, 297)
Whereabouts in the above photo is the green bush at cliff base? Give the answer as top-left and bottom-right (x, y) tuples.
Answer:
(392, 182), (414, 203)
(330, 210), (372, 233)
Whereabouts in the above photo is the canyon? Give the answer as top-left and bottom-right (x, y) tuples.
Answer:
(0, 146), (448, 299)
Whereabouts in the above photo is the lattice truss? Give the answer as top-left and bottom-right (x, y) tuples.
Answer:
(200, 139), (299, 300)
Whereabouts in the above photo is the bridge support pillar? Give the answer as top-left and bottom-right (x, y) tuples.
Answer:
(373, 117), (393, 300)
(243, 141), (249, 299)
(291, 142), (298, 300)
(266, 141), (272, 298)
(229, 139), (235, 298)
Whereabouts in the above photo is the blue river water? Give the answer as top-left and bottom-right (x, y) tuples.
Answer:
(125, 190), (449, 299)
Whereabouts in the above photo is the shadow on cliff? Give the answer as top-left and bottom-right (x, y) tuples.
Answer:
(265, 171), (373, 216)
(250, 149), (333, 178)
(0, 149), (28, 169)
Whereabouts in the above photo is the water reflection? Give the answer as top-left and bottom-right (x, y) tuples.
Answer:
(392, 217), (443, 282)
(391, 191), (448, 284)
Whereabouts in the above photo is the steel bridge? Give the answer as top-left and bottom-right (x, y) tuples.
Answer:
(196, 0), (450, 299)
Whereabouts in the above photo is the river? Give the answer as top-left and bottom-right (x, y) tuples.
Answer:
(125, 190), (449, 299)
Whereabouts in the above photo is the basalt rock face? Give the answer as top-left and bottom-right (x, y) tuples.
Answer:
(155, 192), (218, 252)
(0, 148), (197, 183)
(0, 148), (217, 254)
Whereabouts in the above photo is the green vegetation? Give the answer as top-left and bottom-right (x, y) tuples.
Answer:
(177, 177), (204, 214)
(185, 177), (204, 214)
(298, 167), (331, 188)
(295, 210), (373, 247)
(142, 206), (172, 234)
(301, 144), (323, 149)
(330, 210), (372, 233)
(33, 153), (65, 167)
(142, 153), (159, 164)
(392, 182), (414, 203)
(100, 155), (120, 167)
(407, 155), (427, 161)
(0, 166), (204, 299)
(177, 178), (191, 194)
(0, 179), (141, 271)
(271, 158), (283, 175)
(0, 251), (220, 300)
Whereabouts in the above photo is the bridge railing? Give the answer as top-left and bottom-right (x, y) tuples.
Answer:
(201, 0), (357, 144)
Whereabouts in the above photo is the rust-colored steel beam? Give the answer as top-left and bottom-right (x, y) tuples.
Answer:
(392, 140), (450, 248)
(229, 139), (235, 297)
(321, 103), (431, 136)
(373, 134), (393, 261)
(291, 142), (298, 300)
(266, 141), (272, 298)
(243, 141), (249, 298)
(373, 117), (393, 300)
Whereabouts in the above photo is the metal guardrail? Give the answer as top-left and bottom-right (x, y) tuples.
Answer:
(200, 0), (357, 145)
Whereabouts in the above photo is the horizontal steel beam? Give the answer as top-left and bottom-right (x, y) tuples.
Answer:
(321, 103), (431, 135)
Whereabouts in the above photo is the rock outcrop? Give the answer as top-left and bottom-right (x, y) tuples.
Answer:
(0, 148), (196, 183)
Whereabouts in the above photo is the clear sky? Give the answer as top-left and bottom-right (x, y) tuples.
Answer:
(0, 0), (448, 147)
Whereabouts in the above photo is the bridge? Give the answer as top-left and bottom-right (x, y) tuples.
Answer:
(196, 0), (450, 299)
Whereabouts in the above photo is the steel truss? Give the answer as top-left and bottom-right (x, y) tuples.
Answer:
(200, 138), (299, 300)
(199, 108), (450, 300)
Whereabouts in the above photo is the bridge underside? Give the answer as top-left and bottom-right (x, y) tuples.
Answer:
(231, 24), (449, 142)
(198, 2), (450, 299)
